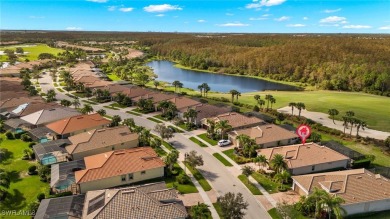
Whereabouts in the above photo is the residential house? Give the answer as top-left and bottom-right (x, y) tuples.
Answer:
(3, 118), (31, 133)
(100, 84), (128, 97)
(201, 112), (265, 130)
(33, 139), (71, 165)
(118, 86), (153, 99)
(85, 80), (112, 89)
(292, 169), (390, 216)
(0, 91), (29, 101)
(75, 147), (165, 193)
(168, 97), (201, 111)
(51, 159), (86, 193)
(0, 77), (25, 92)
(73, 75), (100, 84)
(228, 124), (299, 148)
(21, 107), (81, 128)
(0, 97), (43, 112)
(82, 182), (187, 219)
(65, 126), (139, 160)
(35, 194), (86, 219)
(45, 113), (111, 139)
(178, 104), (231, 126)
(2, 102), (60, 119)
(257, 143), (351, 175)
(132, 92), (177, 109)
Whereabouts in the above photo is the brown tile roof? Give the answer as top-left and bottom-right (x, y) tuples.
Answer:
(0, 97), (43, 110)
(8, 102), (59, 117)
(168, 97), (201, 110)
(292, 169), (390, 205)
(0, 77), (25, 92)
(46, 113), (111, 135)
(180, 104), (231, 121)
(229, 124), (298, 145)
(0, 66), (21, 75)
(120, 87), (153, 98)
(84, 80), (112, 88)
(74, 75), (100, 84)
(132, 92), (176, 103)
(207, 112), (265, 129)
(0, 91), (29, 101)
(257, 143), (350, 169)
(101, 84), (128, 94)
(75, 147), (165, 183)
(65, 126), (138, 154)
(0, 60), (51, 75)
(83, 182), (187, 219)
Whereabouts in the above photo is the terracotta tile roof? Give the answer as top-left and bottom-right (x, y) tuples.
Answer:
(207, 112), (265, 129)
(9, 102), (60, 117)
(75, 147), (165, 183)
(101, 84), (128, 94)
(45, 113), (111, 135)
(83, 182), (187, 219)
(21, 107), (81, 126)
(0, 77), (25, 92)
(229, 124), (298, 145)
(0, 60), (51, 75)
(84, 80), (112, 88)
(257, 143), (350, 169)
(292, 169), (390, 205)
(180, 104), (231, 121)
(0, 97), (43, 110)
(65, 126), (138, 154)
(0, 91), (29, 101)
(120, 87), (153, 98)
(132, 92), (176, 103)
(168, 97), (201, 110)
(74, 75), (100, 84)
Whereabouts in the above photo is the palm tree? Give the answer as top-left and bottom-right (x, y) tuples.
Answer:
(164, 150), (179, 172)
(236, 134), (251, 148)
(254, 95), (260, 102)
(328, 109), (339, 124)
(81, 104), (93, 115)
(157, 100), (170, 115)
(198, 84), (204, 96)
(310, 188), (345, 219)
(355, 119), (367, 137)
(110, 115), (122, 127)
(190, 202), (211, 219)
(270, 96), (276, 109)
(97, 109), (106, 116)
(203, 83), (210, 97)
(172, 80), (182, 93)
(46, 89), (57, 102)
(60, 99), (71, 107)
(270, 154), (287, 173)
(342, 116), (349, 134)
(229, 90), (238, 103)
(72, 98), (80, 109)
(215, 120), (232, 140)
(153, 80), (160, 89)
(288, 102), (296, 116)
(265, 94), (273, 110)
(206, 119), (216, 138)
(254, 155), (268, 170)
(123, 118), (136, 131)
(324, 193), (346, 219)
(258, 99), (265, 110)
(296, 102), (305, 118)
(187, 108), (198, 125)
(274, 170), (290, 189)
(349, 117), (357, 137)
(346, 110), (355, 118)
(235, 91), (241, 102)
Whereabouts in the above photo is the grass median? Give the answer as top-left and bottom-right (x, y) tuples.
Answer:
(147, 117), (163, 123)
(213, 153), (233, 167)
(184, 162), (212, 191)
(189, 137), (208, 147)
(237, 175), (262, 195)
(197, 133), (218, 146)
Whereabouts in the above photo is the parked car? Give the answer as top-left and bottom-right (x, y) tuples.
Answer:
(218, 139), (231, 147)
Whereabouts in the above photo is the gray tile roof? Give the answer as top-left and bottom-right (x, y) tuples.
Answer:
(51, 159), (86, 188)
(35, 194), (85, 219)
(33, 139), (71, 161)
(21, 107), (81, 126)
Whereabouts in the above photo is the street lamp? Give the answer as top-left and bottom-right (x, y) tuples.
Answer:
(184, 152), (188, 173)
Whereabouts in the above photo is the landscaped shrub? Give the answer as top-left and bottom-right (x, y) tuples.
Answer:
(28, 165), (37, 175)
(27, 201), (40, 214)
(234, 156), (253, 164)
(177, 173), (191, 184)
(21, 133), (32, 142)
(29, 142), (36, 148)
(50, 191), (72, 197)
(13, 132), (22, 139)
(253, 105), (260, 112)
(37, 193), (45, 202)
(5, 131), (14, 140)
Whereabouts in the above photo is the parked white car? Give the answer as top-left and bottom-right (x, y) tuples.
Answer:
(218, 139), (231, 147)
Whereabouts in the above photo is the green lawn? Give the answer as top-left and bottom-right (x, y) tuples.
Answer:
(106, 73), (121, 81)
(53, 83), (59, 87)
(222, 149), (236, 161)
(162, 140), (176, 151)
(153, 146), (167, 157)
(72, 92), (87, 98)
(189, 137), (208, 147)
(81, 100), (98, 105)
(56, 88), (64, 93)
(184, 163), (212, 191)
(0, 44), (65, 61)
(213, 153), (233, 167)
(147, 117), (163, 123)
(211, 90), (390, 132)
(126, 110), (142, 116)
(197, 133), (218, 146)
(0, 134), (49, 218)
(103, 105), (119, 110)
(165, 163), (198, 194)
(237, 175), (262, 195)
(251, 172), (291, 194)
(268, 208), (309, 219)
(212, 203), (225, 219)
(110, 103), (127, 108)
(168, 125), (184, 133)
(154, 114), (168, 121)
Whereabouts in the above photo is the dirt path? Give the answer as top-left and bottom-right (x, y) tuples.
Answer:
(125, 48), (143, 59)
(277, 106), (390, 140)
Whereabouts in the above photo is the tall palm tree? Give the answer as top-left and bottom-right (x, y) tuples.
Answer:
(270, 154), (287, 173)
(265, 94), (273, 110)
(236, 134), (251, 148)
(46, 89), (57, 102)
(198, 84), (204, 96)
(157, 100), (170, 115)
(190, 203), (211, 219)
(349, 117), (357, 137)
(229, 90), (238, 103)
(72, 98), (80, 109)
(81, 104), (94, 115)
(235, 91), (241, 102)
(215, 120), (232, 140)
(185, 108), (198, 125)
(164, 150), (179, 172)
(288, 102), (296, 116)
(254, 154), (268, 170)
(342, 116), (349, 134)
(172, 80), (182, 93)
(254, 95), (261, 102)
(296, 102), (306, 118)
(274, 170), (290, 186)
(270, 96), (276, 109)
(202, 83), (210, 97)
(328, 109), (339, 124)
(123, 118), (136, 131)
(355, 119), (367, 137)
(206, 119), (216, 138)
(258, 99), (265, 110)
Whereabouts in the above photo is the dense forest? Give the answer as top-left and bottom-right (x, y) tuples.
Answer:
(2, 31), (390, 95)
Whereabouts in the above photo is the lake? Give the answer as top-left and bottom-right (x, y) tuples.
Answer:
(147, 61), (297, 93)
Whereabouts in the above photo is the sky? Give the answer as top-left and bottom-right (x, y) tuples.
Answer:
(1, 0), (390, 33)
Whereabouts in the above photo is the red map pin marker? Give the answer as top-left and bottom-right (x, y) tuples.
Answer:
(296, 124), (311, 145)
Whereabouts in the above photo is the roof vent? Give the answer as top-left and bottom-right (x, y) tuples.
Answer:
(356, 176), (362, 179)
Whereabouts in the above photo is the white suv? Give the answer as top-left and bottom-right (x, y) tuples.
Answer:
(218, 139), (231, 147)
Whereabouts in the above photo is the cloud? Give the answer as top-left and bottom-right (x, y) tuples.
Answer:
(29, 16), (45, 19)
(320, 16), (346, 23)
(226, 13), (234, 16)
(218, 22), (250, 27)
(143, 4), (182, 13)
(86, 0), (108, 3)
(342, 25), (372, 29)
(246, 0), (286, 9)
(379, 25), (390, 30)
(324, 8), (341, 13)
(119, 7), (133, 12)
(156, 14), (165, 17)
(262, 14), (271, 17)
(197, 19), (206, 23)
(274, 16), (290, 21)
(107, 6), (116, 11)
(249, 17), (268, 20)
(66, 27), (83, 31)
(287, 24), (306, 27)
(303, 17), (308, 20)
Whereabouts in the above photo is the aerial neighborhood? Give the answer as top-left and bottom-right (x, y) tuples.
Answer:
(0, 31), (389, 219)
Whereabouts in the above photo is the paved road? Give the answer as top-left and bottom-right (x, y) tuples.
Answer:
(37, 75), (271, 219)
